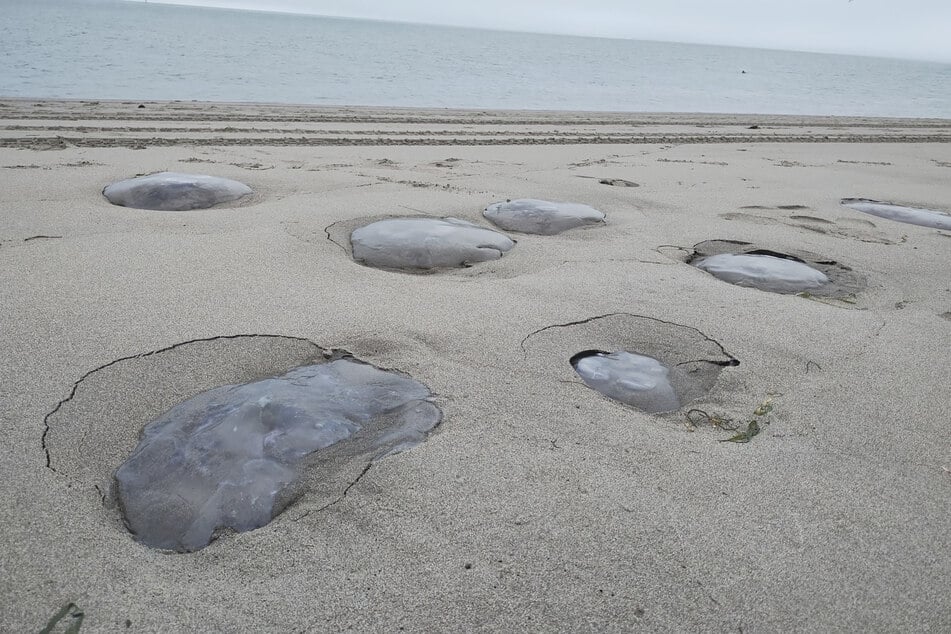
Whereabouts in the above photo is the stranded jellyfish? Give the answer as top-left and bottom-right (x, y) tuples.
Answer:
(571, 350), (681, 413)
(483, 199), (605, 235)
(686, 240), (865, 300)
(115, 359), (441, 551)
(103, 172), (252, 211)
(840, 198), (951, 231)
(350, 217), (514, 270)
(692, 253), (829, 294)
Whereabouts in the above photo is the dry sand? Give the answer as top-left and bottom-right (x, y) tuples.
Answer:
(1, 99), (949, 632)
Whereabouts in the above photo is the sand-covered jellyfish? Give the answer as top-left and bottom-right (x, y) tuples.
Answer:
(115, 359), (441, 552)
(692, 253), (829, 293)
(684, 240), (866, 300)
(483, 199), (605, 235)
(350, 217), (514, 270)
(103, 172), (252, 211)
(841, 198), (951, 231)
(570, 350), (681, 413)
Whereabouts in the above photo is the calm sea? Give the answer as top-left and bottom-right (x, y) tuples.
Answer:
(2, 0), (950, 118)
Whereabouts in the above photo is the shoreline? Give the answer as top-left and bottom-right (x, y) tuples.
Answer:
(2, 99), (950, 151)
(5, 97), (951, 122)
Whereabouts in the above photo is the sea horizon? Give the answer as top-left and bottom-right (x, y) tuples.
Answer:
(4, 0), (950, 118)
(124, 0), (951, 66)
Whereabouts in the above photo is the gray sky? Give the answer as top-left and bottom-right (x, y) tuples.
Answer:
(140, 0), (951, 62)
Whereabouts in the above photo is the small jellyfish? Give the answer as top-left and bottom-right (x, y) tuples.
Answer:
(483, 199), (605, 235)
(571, 351), (681, 413)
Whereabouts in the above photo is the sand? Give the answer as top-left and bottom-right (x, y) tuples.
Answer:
(1, 99), (949, 632)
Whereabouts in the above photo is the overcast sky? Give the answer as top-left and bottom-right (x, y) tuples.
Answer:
(138, 0), (951, 62)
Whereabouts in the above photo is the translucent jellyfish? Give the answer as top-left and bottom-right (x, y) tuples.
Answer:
(841, 198), (951, 231)
(350, 217), (514, 270)
(115, 359), (441, 552)
(693, 253), (829, 293)
(103, 172), (252, 211)
(571, 350), (681, 413)
(483, 199), (605, 235)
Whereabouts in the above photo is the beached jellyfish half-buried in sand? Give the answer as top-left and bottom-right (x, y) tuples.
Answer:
(693, 253), (829, 294)
(521, 313), (739, 415)
(840, 198), (951, 231)
(483, 199), (606, 235)
(686, 240), (866, 298)
(115, 358), (441, 552)
(350, 217), (514, 271)
(571, 350), (681, 413)
(103, 172), (253, 211)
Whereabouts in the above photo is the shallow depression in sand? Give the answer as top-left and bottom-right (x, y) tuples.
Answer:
(102, 171), (252, 211)
(840, 198), (951, 231)
(350, 217), (514, 271)
(571, 350), (680, 413)
(483, 199), (605, 235)
(43, 336), (441, 553)
(522, 313), (739, 414)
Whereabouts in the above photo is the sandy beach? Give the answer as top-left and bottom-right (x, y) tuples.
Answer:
(1, 99), (949, 631)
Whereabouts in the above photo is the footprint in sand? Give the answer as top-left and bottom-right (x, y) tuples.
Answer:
(788, 215), (834, 225)
(721, 206), (897, 244)
(431, 158), (462, 168)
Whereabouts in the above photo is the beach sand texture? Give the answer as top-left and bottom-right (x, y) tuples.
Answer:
(1, 100), (949, 631)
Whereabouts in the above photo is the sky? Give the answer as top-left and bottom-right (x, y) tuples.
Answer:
(131, 0), (951, 63)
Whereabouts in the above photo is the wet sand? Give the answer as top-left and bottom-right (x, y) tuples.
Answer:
(1, 99), (949, 631)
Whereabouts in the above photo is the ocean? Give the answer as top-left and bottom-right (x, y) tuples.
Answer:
(2, 0), (950, 118)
